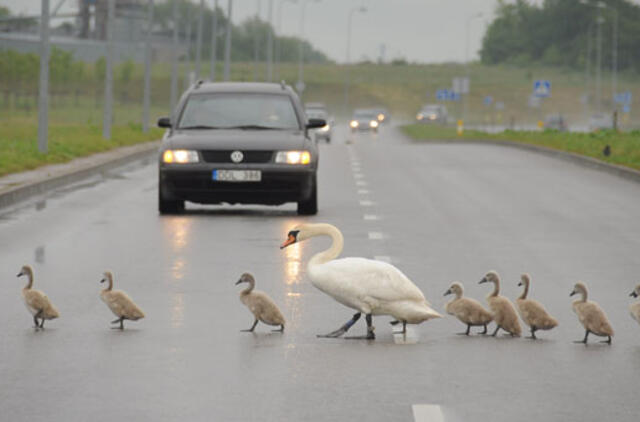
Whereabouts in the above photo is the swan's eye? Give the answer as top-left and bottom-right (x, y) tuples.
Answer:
(288, 230), (299, 239)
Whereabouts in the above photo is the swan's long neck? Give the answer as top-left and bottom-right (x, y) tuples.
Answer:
(578, 288), (587, 302)
(104, 275), (113, 292)
(518, 280), (529, 300)
(307, 224), (344, 267)
(490, 279), (500, 297)
(241, 279), (255, 295)
(24, 268), (34, 289)
(454, 290), (463, 299)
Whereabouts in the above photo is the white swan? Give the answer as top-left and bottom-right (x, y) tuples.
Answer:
(280, 223), (441, 339)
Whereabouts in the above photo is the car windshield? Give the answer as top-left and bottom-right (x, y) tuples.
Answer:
(353, 111), (376, 119)
(422, 106), (441, 113)
(178, 93), (300, 130)
(306, 110), (327, 119)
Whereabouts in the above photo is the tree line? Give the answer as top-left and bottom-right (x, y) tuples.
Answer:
(480, 0), (640, 71)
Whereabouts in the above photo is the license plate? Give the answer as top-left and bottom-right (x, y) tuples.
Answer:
(212, 170), (262, 182)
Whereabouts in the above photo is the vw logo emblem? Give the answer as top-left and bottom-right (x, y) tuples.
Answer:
(230, 150), (244, 163)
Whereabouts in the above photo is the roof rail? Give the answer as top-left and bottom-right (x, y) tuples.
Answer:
(280, 80), (286, 90)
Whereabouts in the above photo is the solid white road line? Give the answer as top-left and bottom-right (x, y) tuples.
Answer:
(412, 404), (445, 422)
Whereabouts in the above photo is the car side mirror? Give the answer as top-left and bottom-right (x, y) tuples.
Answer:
(158, 117), (172, 128)
(306, 118), (326, 129)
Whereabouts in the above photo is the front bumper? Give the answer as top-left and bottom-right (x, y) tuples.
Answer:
(159, 164), (316, 205)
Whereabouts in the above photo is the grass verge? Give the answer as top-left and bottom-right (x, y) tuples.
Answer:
(401, 124), (640, 172)
(0, 122), (163, 178)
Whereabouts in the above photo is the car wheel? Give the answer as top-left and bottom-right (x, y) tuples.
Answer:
(297, 176), (318, 215)
(158, 186), (184, 215)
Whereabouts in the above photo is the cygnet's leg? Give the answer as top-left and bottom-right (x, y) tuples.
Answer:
(111, 317), (125, 330)
(241, 319), (259, 332)
(271, 324), (284, 332)
(491, 326), (501, 337)
(478, 324), (488, 335)
(345, 314), (375, 340)
(317, 312), (361, 338)
(33, 310), (43, 329)
(457, 324), (471, 336)
(599, 335), (612, 345)
(39, 318), (45, 329)
(574, 330), (590, 344)
(393, 321), (407, 335)
(527, 327), (538, 340)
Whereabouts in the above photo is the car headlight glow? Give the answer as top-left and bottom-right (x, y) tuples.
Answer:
(378, 113), (385, 121)
(369, 120), (379, 128)
(417, 113), (424, 120)
(350, 120), (359, 128)
(429, 114), (437, 120)
(319, 124), (330, 132)
(163, 149), (199, 164)
(275, 150), (311, 165)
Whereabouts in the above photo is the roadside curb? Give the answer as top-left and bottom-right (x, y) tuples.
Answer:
(0, 141), (160, 210)
(409, 134), (640, 184)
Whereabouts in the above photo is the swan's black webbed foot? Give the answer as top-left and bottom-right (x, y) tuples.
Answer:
(478, 324), (488, 335)
(599, 336), (612, 345)
(110, 317), (125, 330)
(345, 314), (375, 340)
(317, 312), (361, 338)
(574, 330), (590, 344)
(241, 319), (259, 332)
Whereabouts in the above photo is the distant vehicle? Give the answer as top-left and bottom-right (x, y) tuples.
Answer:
(588, 112), (613, 132)
(305, 108), (333, 143)
(371, 107), (390, 124)
(304, 102), (327, 113)
(350, 109), (379, 133)
(157, 82), (325, 215)
(544, 114), (567, 131)
(416, 104), (448, 124)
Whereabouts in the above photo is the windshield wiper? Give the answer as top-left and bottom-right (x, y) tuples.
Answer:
(179, 125), (222, 130)
(225, 125), (281, 130)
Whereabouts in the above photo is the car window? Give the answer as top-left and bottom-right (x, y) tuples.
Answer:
(306, 110), (327, 119)
(178, 93), (300, 130)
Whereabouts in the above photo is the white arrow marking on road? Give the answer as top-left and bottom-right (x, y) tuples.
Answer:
(412, 404), (444, 422)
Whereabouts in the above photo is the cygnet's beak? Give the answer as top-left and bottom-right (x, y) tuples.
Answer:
(478, 277), (488, 284)
(16, 271), (23, 277)
(280, 234), (296, 249)
(100, 278), (105, 284)
(235, 279), (243, 285)
(630, 291), (638, 298)
(570, 290), (577, 297)
(517, 281), (523, 286)
(443, 289), (451, 296)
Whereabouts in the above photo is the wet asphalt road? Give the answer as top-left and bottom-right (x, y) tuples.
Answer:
(1, 125), (640, 422)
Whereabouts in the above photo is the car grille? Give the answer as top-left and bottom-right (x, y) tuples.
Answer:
(200, 150), (273, 164)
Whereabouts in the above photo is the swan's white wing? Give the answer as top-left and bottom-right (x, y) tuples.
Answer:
(309, 257), (427, 304)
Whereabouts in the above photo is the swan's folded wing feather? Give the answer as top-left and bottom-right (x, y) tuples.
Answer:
(314, 258), (427, 303)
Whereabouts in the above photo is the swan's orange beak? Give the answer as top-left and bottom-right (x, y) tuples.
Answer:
(280, 234), (296, 249)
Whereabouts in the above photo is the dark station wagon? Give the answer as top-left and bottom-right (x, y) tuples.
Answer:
(157, 82), (325, 215)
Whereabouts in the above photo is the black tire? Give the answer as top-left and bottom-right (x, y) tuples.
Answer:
(158, 187), (184, 215)
(297, 176), (318, 215)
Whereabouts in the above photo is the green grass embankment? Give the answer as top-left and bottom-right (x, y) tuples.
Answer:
(0, 122), (163, 177)
(401, 124), (640, 171)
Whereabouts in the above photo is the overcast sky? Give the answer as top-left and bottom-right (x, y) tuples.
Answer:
(3, 0), (630, 64)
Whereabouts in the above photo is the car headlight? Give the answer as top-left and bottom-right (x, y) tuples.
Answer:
(350, 120), (359, 128)
(377, 113), (385, 121)
(162, 149), (199, 164)
(429, 114), (437, 120)
(417, 113), (424, 120)
(319, 124), (330, 132)
(275, 151), (311, 165)
(369, 120), (379, 128)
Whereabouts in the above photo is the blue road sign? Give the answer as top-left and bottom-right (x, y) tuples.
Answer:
(533, 80), (551, 98)
(436, 89), (449, 101)
(623, 104), (631, 113)
(615, 92), (632, 105)
(484, 96), (493, 106)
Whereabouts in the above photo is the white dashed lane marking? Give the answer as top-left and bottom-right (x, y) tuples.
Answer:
(412, 404), (445, 422)
(359, 200), (374, 207)
(356, 181), (367, 186)
(373, 255), (391, 263)
(363, 214), (379, 220)
(357, 189), (370, 195)
(368, 232), (384, 240)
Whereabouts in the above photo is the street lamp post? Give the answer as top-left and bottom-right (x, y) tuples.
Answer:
(344, 6), (366, 114)
(253, 0), (260, 81)
(266, 0), (274, 81)
(209, 0), (219, 81)
(296, 0), (321, 99)
(223, 0), (233, 81)
(195, 0), (204, 80)
(142, 0), (154, 133)
(170, 0), (179, 111)
(38, 0), (50, 153)
(462, 12), (482, 127)
(274, 0), (296, 81)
